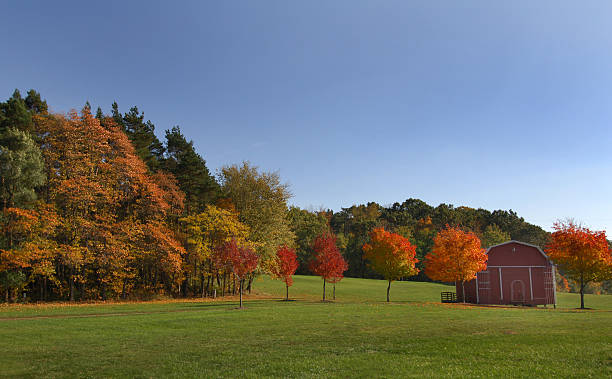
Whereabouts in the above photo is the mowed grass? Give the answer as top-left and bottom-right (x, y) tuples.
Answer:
(0, 276), (610, 378)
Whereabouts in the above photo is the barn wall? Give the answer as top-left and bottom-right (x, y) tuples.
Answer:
(454, 242), (555, 306)
(487, 242), (548, 266)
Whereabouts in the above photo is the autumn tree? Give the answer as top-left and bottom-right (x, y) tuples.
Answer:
(309, 232), (347, 301)
(424, 225), (488, 302)
(287, 206), (329, 273)
(546, 221), (612, 309)
(216, 239), (258, 308)
(271, 245), (299, 300)
(363, 227), (419, 302)
(220, 162), (295, 282)
(181, 204), (250, 297)
(29, 108), (186, 300)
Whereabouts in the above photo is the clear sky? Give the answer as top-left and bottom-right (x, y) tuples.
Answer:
(2, 1), (611, 233)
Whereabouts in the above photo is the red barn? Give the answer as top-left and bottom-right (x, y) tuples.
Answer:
(455, 241), (557, 306)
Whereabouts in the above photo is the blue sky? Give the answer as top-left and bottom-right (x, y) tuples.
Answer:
(2, 1), (611, 233)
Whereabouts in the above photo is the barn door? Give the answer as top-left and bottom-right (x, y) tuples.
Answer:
(477, 271), (490, 304)
(511, 280), (525, 304)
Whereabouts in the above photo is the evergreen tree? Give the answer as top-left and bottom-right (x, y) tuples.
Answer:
(109, 103), (165, 172)
(0, 127), (45, 209)
(24, 90), (48, 115)
(165, 126), (219, 213)
(111, 101), (124, 128)
(122, 106), (165, 171)
(0, 90), (33, 133)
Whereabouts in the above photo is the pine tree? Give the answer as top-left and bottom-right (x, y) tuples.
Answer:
(24, 90), (48, 115)
(0, 90), (33, 133)
(164, 126), (219, 213)
(109, 103), (165, 172)
(0, 127), (45, 209)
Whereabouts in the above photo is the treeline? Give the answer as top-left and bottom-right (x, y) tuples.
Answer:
(0, 89), (294, 302)
(290, 200), (549, 280)
(1, 89), (604, 302)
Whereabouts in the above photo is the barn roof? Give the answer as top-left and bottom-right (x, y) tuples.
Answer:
(485, 240), (553, 264)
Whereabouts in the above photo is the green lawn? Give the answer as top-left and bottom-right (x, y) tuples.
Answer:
(0, 276), (610, 378)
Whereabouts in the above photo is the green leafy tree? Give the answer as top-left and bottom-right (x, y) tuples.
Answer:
(481, 224), (510, 248)
(220, 162), (295, 276)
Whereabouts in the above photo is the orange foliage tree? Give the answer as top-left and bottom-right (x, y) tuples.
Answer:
(545, 221), (612, 309)
(271, 245), (299, 300)
(309, 232), (347, 301)
(362, 227), (419, 302)
(28, 108), (186, 300)
(424, 225), (487, 302)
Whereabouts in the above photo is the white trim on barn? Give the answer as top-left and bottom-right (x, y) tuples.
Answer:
(499, 268), (503, 300)
(475, 274), (479, 304)
(552, 265), (557, 307)
(529, 267), (533, 300)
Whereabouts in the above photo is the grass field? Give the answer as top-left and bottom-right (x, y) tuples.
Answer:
(0, 276), (610, 378)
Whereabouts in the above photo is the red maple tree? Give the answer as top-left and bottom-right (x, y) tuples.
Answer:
(217, 238), (259, 308)
(271, 245), (299, 301)
(309, 232), (347, 301)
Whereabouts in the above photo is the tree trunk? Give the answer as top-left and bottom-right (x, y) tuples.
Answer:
(333, 283), (336, 300)
(322, 280), (326, 301)
(70, 277), (75, 302)
(247, 276), (253, 294)
(222, 274), (226, 297)
(201, 273), (204, 296)
(239, 278), (243, 308)
(387, 280), (391, 302)
(69, 267), (76, 301)
(462, 281), (466, 303)
(201, 275), (206, 298)
(286, 283), (289, 301)
(580, 274), (585, 309)
(120, 278), (127, 300)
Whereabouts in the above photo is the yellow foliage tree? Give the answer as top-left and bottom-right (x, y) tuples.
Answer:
(181, 204), (252, 296)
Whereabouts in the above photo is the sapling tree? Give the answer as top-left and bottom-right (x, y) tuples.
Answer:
(271, 245), (299, 300)
(309, 232), (347, 301)
(217, 239), (258, 308)
(363, 227), (419, 302)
